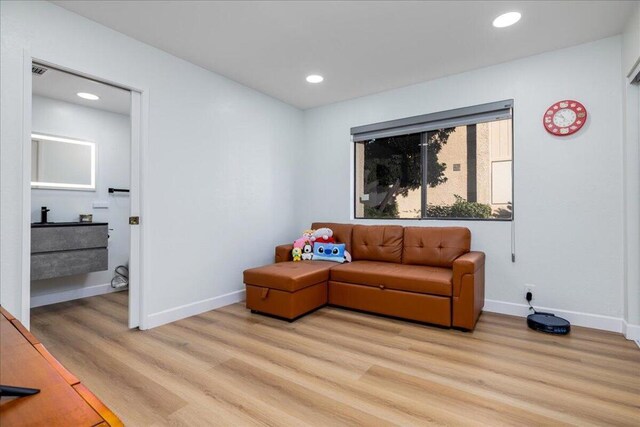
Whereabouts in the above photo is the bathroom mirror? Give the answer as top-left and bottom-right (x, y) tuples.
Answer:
(31, 133), (96, 190)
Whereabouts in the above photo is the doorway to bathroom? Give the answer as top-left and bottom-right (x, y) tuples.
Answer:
(22, 60), (146, 330)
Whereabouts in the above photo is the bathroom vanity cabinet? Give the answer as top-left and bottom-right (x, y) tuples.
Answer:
(31, 223), (108, 280)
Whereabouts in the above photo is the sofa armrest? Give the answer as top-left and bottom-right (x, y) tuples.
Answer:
(452, 251), (484, 296)
(275, 244), (294, 263)
(452, 251), (485, 330)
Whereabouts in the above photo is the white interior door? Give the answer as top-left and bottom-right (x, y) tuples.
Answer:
(129, 91), (141, 328)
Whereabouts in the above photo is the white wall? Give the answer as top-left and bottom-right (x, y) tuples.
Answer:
(0, 1), (633, 334)
(1, 1), (302, 326)
(30, 95), (130, 303)
(622, 3), (640, 77)
(299, 37), (625, 320)
(622, 3), (640, 334)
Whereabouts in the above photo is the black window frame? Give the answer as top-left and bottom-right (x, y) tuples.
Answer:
(352, 100), (514, 222)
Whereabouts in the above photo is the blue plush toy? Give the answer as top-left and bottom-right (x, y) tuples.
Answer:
(313, 242), (346, 263)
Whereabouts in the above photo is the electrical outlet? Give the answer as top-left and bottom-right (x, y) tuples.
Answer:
(524, 284), (536, 300)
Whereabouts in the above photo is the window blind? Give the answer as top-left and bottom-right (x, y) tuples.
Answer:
(351, 99), (513, 142)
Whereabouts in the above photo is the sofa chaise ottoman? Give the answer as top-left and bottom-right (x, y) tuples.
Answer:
(243, 261), (335, 320)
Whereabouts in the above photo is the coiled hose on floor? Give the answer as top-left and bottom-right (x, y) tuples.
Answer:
(111, 265), (129, 289)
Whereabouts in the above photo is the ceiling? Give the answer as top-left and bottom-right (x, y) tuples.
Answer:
(32, 65), (130, 115)
(52, 1), (635, 110)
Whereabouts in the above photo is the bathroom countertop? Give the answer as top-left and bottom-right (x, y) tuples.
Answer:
(31, 222), (108, 228)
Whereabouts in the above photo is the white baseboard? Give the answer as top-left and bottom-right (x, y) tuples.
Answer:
(622, 321), (640, 341)
(31, 282), (122, 308)
(143, 289), (246, 330)
(484, 299), (635, 338)
(139, 291), (639, 342)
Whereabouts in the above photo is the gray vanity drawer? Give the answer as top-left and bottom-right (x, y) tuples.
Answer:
(31, 248), (108, 281)
(31, 225), (108, 253)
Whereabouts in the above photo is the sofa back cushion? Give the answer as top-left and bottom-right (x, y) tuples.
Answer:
(311, 222), (354, 253)
(403, 227), (470, 268)
(352, 225), (404, 263)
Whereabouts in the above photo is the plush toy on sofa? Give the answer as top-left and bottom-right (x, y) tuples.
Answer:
(292, 247), (302, 262)
(313, 242), (346, 263)
(301, 242), (313, 260)
(311, 228), (335, 245)
(293, 229), (315, 249)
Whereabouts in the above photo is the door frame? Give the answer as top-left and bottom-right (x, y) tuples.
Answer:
(21, 50), (150, 329)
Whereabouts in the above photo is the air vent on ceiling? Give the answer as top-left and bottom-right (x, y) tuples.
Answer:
(32, 65), (48, 76)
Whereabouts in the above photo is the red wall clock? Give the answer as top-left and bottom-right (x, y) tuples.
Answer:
(543, 100), (587, 136)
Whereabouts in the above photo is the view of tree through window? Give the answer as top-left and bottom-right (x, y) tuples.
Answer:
(354, 133), (421, 218)
(355, 118), (513, 220)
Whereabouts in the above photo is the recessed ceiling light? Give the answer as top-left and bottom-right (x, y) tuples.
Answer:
(77, 92), (100, 100)
(306, 74), (324, 83)
(492, 12), (521, 28)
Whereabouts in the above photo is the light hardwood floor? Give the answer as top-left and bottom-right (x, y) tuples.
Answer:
(31, 292), (640, 426)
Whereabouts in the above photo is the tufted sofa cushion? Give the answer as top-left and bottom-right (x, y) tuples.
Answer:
(402, 226), (470, 268)
(351, 225), (403, 263)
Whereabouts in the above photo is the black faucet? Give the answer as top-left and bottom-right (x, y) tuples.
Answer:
(40, 206), (50, 224)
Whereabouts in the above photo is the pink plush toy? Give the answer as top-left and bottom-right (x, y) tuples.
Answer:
(293, 229), (315, 249)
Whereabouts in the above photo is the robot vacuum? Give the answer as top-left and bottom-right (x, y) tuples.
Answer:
(527, 312), (570, 335)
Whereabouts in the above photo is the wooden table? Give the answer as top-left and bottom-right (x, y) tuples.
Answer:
(0, 307), (123, 426)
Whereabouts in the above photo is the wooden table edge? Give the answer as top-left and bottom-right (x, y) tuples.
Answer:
(1, 308), (124, 427)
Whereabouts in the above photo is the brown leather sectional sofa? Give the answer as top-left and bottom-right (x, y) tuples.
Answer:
(243, 222), (485, 330)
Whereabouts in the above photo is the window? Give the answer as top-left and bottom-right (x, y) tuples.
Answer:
(353, 101), (513, 220)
